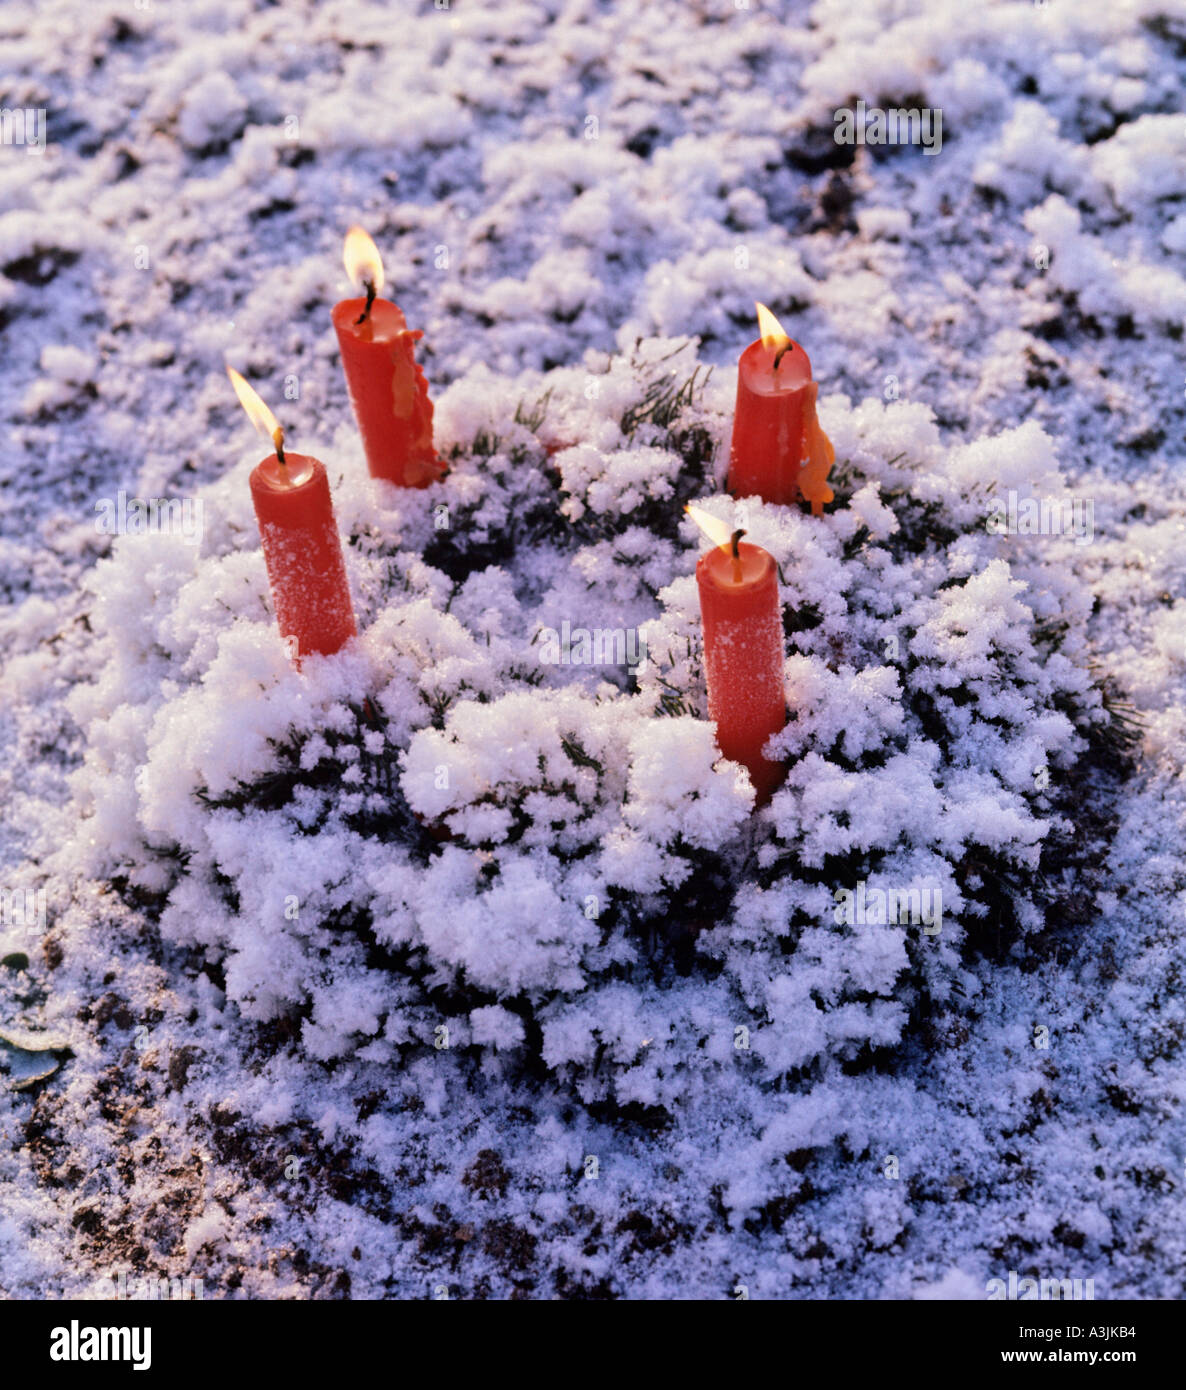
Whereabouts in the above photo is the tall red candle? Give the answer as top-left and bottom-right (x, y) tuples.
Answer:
(728, 302), (828, 512)
(229, 369), (357, 661)
(690, 508), (787, 804)
(333, 227), (442, 488)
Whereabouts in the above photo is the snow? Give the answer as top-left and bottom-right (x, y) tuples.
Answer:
(0, 0), (1183, 1301)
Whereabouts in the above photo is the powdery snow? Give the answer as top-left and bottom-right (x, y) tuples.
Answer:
(0, 0), (1182, 1300)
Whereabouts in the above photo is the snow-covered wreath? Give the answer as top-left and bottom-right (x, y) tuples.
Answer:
(66, 336), (1116, 1112)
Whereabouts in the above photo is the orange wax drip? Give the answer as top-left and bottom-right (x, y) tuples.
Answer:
(799, 382), (835, 517)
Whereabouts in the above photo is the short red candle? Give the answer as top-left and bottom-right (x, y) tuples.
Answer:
(249, 452), (357, 659)
(727, 335), (813, 506)
(332, 297), (442, 487)
(696, 539), (787, 803)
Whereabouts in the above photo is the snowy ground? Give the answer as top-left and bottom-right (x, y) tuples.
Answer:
(1, 0), (1185, 1299)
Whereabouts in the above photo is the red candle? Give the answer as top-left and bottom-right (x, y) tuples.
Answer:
(728, 302), (831, 514)
(228, 368), (357, 661)
(689, 505), (787, 804)
(333, 227), (442, 488)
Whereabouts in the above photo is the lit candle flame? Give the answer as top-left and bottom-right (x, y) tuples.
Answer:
(227, 366), (285, 460)
(755, 301), (790, 352)
(687, 503), (747, 582)
(686, 503), (733, 552)
(343, 226), (385, 294)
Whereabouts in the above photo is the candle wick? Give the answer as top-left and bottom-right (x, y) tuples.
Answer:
(273, 426), (286, 467)
(730, 527), (746, 582)
(773, 342), (792, 371)
(355, 280), (377, 325)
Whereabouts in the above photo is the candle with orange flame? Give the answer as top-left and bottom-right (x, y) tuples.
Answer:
(728, 303), (832, 515)
(229, 367), (357, 660)
(688, 504), (787, 805)
(332, 227), (442, 488)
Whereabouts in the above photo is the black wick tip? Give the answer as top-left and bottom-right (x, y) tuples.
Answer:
(730, 528), (746, 558)
(355, 280), (377, 325)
